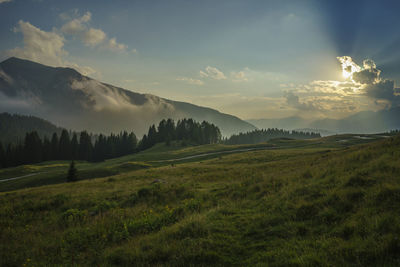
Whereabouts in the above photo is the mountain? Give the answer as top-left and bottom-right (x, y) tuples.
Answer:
(292, 128), (336, 137)
(310, 108), (400, 133)
(249, 108), (400, 135)
(0, 57), (256, 136)
(0, 112), (63, 145)
(247, 116), (312, 130)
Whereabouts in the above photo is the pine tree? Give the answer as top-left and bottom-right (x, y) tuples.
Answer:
(59, 130), (71, 160)
(78, 131), (93, 161)
(50, 133), (59, 159)
(0, 141), (4, 168)
(67, 160), (78, 182)
(42, 136), (52, 161)
(24, 131), (42, 163)
(70, 133), (79, 160)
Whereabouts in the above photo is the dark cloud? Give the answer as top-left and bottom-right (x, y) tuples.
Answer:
(364, 80), (400, 104)
(284, 91), (315, 111)
(353, 68), (380, 84)
(346, 58), (400, 106)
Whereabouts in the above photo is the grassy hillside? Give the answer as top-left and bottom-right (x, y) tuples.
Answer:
(1, 134), (399, 266)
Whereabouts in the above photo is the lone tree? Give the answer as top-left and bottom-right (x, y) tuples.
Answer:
(67, 160), (78, 182)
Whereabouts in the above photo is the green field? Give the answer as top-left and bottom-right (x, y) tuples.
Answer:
(1, 133), (400, 266)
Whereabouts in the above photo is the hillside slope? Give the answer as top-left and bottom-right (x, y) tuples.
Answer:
(0, 112), (63, 145)
(0, 57), (255, 136)
(1, 135), (399, 265)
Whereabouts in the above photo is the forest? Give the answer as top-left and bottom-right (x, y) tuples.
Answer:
(139, 118), (221, 150)
(0, 118), (221, 168)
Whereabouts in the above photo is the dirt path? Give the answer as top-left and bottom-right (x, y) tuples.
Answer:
(150, 146), (276, 163)
(0, 172), (43, 183)
(150, 142), (324, 163)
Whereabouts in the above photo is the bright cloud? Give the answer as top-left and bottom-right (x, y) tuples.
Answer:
(176, 77), (204, 85)
(61, 11), (129, 52)
(337, 56), (361, 79)
(106, 37), (127, 52)
(200, 66), (227, 80)
(282, 56), (400, 117)
(6, 20), (96, 76)
(337, 57), (399, 104)
(8, 20), (66, 66)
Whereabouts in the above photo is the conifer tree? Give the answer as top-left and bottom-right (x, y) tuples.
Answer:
(70, 133), (79, 160)
(67, 160), (78, 182)
(59, 130), (71, 159)
(50, 133), (59, 159)
(0, 141), (4, 168)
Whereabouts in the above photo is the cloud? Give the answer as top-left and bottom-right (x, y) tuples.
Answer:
(82, 28), (107, 47)
(6, 20), (97, 76)
(352, 60), (381, 84)
(337, 56), (361, 79)
(284, 91), (316, 111)
(60, 11), (91, 36)
(105, 37), (127, 52)
(71, 78), (135, 111)
(0, 91), (40, 111)
(199, 66), (227, 80)
(231, 71), (248, 82)
(70, 78), (175, 116)
(364, 80), (399, 103)
(0, 0), (12, 3)
(176, 77), (204, 85)
(7, 20), (66, 66)
(284, 56), (400, 117)
(61, 11), (129, 52)
(337, 57), (400, 105)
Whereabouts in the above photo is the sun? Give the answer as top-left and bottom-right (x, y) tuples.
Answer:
(337, 56), (361, 80)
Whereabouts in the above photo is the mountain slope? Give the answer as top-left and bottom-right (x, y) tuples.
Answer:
(0, 112), (63, 145)
(0, 57), (255, 136)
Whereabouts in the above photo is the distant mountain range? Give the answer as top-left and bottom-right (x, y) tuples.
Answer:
(0, 57), (255, 136)
(248, 108), (400, 134)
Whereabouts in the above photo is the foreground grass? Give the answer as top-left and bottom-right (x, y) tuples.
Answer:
(1, 135), (400, 266)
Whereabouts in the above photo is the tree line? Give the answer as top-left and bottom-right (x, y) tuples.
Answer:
(224, 128), (321, 145)
(138, 118), (221, 150)
(0, 118), (324, 169)
(0, 129), (137, 168)
(0, 118), (221, 168)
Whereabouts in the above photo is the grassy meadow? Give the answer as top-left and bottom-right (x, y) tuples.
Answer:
(1, 134), (400, 266)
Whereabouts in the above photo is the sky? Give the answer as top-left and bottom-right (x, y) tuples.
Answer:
(1, 0), (399, 120)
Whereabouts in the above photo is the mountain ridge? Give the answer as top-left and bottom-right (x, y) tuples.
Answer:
(0, 57), (256, 136)
(248, 108), (400, 134)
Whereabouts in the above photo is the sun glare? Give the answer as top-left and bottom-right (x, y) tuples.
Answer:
(337, 56), (361, 80)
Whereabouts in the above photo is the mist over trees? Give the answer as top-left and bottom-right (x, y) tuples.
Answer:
(225, 128), (320, 145)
